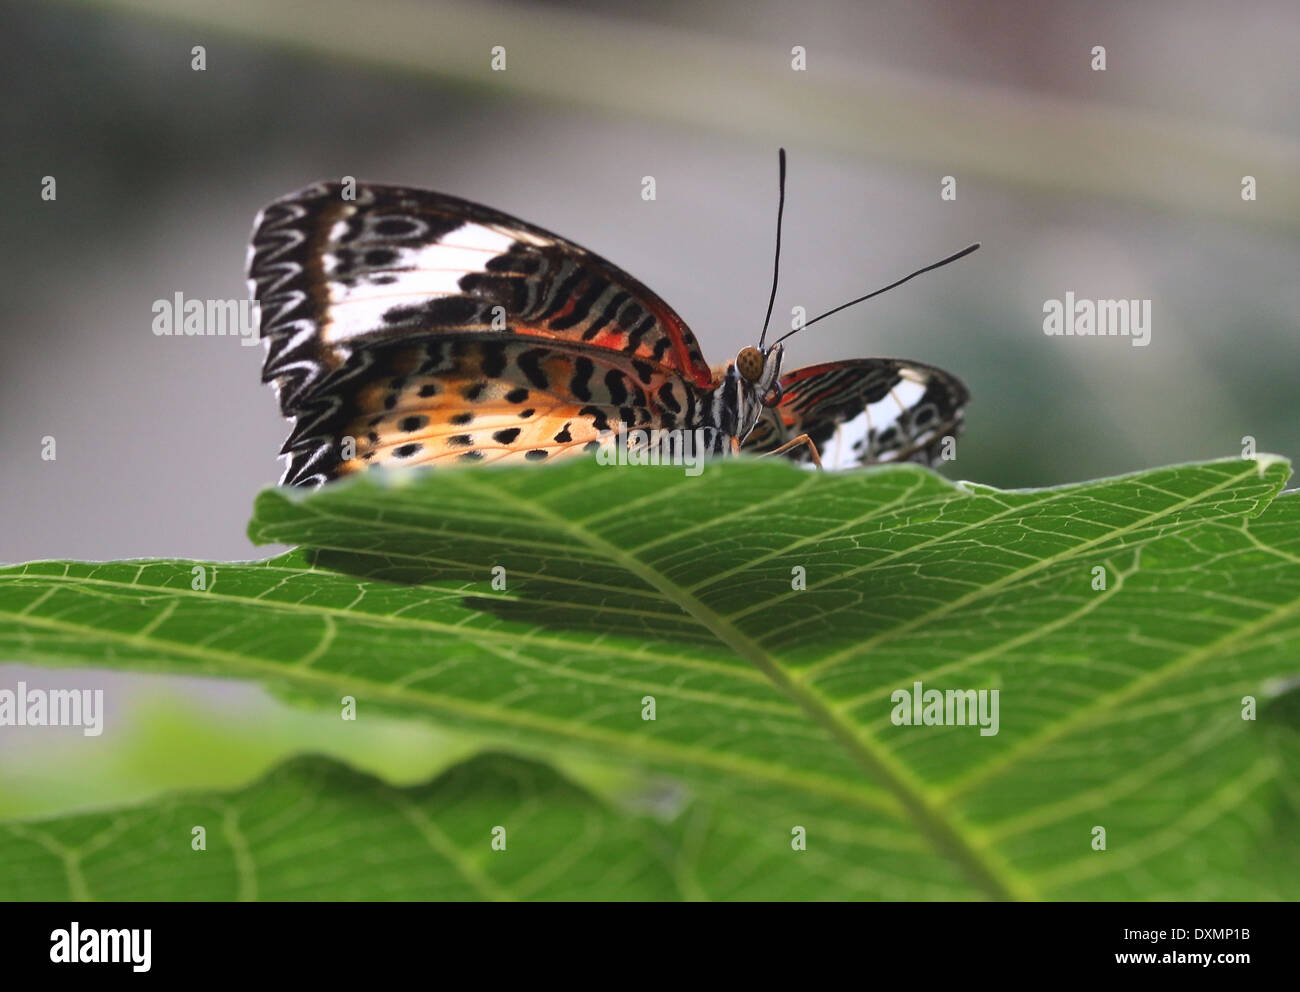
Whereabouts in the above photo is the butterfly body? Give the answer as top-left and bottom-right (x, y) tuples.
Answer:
(248, 181), (968, 485)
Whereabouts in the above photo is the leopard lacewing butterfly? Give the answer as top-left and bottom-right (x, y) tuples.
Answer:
(247, 152), (973, 486)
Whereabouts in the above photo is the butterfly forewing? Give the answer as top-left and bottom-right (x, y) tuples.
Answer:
(742, 358), (969, 469)
(248, 182), (713, 484)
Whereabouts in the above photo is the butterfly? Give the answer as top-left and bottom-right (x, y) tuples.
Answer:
(247, 155), (972, 486)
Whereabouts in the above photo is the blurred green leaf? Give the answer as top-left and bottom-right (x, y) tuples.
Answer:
(0, 753), (683, 900)
(0, 683), (475, 821)
(1, 456), (1298, 899)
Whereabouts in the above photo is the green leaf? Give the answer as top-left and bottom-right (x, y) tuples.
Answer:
(0, 753), (682, 900)
(2, 456), (1297, 900)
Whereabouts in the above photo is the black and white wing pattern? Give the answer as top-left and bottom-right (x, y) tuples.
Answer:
(740, 358), (969, 468)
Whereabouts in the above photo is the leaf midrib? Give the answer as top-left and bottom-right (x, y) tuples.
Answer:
(454, 474), (1037, 902)
(449, 459), (1283, 901)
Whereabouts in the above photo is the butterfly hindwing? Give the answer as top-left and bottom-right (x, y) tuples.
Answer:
(248, 182), (713, 484)
(741, 358), (969, 468)
(321, 336), (690, 474)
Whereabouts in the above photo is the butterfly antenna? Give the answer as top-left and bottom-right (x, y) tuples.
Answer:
(757, 148), (788, 350)
(771, 242), (980, 347)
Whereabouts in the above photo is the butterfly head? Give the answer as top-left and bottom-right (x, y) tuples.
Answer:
(735, 343), (786, 408)
(713, 342), (785, 446)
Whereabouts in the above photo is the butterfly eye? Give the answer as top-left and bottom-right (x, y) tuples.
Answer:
(736, 346), (765, 383)
(761, 382), (784, 408)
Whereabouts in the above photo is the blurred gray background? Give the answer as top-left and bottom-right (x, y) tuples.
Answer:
(2, 0), (1298, 814)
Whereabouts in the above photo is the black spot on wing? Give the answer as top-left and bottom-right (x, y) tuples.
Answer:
(657, 382), (681, 413)
(605, 370), (628, 405)
(569, 357), (595, 402)
(549, 278), (606, 332)
(579, 405), (611, 432)
(517, 348), (549, 389)
(480, 342), (507, 378)
(583, 291), (631, 340)
(383, 295), (480, 328)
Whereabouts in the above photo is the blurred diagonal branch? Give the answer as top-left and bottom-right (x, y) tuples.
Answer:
(80, 0), (1300, 230)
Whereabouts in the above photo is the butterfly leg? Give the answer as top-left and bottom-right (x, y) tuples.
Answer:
(763, 434), (824, 470)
